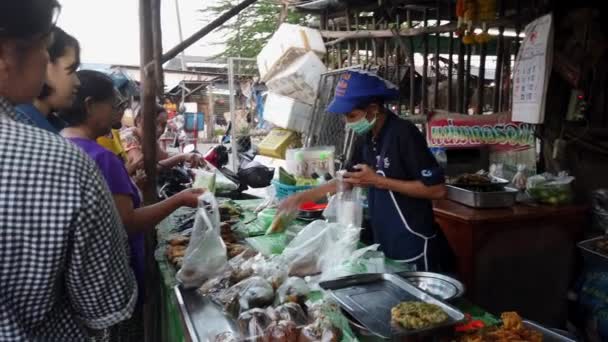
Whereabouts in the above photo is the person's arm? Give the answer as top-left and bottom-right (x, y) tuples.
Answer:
(66, 161), (136, 330)
(279, 180), (338, 212)
(344, 165), (446, 199)
(113, 188), (204, 235)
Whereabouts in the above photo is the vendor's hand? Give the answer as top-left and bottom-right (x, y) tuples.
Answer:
(176, 188), (206, 208)
(183, 153), (205, 168)
(126, 155), (144, 175)
(278, 192), (307, 214)
(343, 164), (379, 187)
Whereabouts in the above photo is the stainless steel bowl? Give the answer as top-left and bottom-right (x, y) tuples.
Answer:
(398, 272), (465, 301)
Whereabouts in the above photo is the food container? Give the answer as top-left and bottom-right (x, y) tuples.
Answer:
(522, 320), (577, 342)
(265, 51), (327, 105)
(446, 185), (518, 208)
(263, 93), (313, 133)
(257, 128), (301, 159)
(578, 235), (608, 269)
(398, 272), (465, 301)
(319, 273), (465, 339)
(257, 23), (326, 81)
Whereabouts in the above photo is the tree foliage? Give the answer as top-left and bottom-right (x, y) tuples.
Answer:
(201, 0), (307, 58)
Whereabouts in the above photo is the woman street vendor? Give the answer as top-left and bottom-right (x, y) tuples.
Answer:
(281, 70), (447, 271)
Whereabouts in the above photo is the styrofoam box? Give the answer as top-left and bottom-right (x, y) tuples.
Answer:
(263, 92), (313, 133)
(265, 51), (327, 105)
(257, 23), (326, 82)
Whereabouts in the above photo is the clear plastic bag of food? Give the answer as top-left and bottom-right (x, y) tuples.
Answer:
(216, 276), (275, 316)
(266, 320), (298, 342)
(250, 254), (289, 289)
(198, 267), (235, 297)
(238, 308), (274, 341)
(526, 172), (575, 205)
(276, 277), (310, 305)
(176, 192), (227, 289)
(320, 244), (382, 281)
(273, 302), (308, 326)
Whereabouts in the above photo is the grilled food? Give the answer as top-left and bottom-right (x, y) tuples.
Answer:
(391, 301), (449, 330)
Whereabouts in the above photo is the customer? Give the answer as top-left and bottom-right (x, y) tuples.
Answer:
(0, 1), (136, 341)
(60, 70), (205, 340)
(121, 105), (204, 172)
(13, 26), (80, 133)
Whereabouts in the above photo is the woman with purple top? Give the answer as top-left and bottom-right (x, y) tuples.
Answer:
(59, 70), (204, 340)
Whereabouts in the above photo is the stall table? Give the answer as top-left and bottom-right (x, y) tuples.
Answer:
(433, 200), (587, 326)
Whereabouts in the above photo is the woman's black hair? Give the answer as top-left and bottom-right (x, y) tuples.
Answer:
(39, 27), (81, 99)
(0, 0), (60, 41)
(59, 70), (115, 127)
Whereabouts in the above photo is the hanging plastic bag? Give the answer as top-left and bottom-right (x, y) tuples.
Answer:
(176, 192), (227, 289)
(511, 164), (528, 191)
(325, 171), (363, 228)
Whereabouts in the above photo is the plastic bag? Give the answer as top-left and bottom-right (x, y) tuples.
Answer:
(593, 189), (608, 233)
(217, 276), (275, 315)
(320, 244), (382, 281)
(250, 254), (289, 289)
(192, 169), (216, 193)
(281, 220), (359, 278)
(265, 320), (298, 342)
(511, 164), (528, 191)
(276, 277), (310, 305)
(215, 169), (239, 193)
(489, 163), (504, 179)
(526, 172), (575, 205)
(238, 308), (274, 340)
(273, 302), (308, 326)
(177, 192), (227, 289)
(324, 171), (363, 228)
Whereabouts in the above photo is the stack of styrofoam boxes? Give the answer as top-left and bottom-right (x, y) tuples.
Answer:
(258, 24), (327, 134)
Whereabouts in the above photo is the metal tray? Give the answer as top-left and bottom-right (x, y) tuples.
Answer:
(174, 285), (239, 342)
(447, 185), (518, 208)
(577, 236), (608, 268)
(397, 272), (465, 301)
(523, 320), (577, 342)
(319, 273), (465, 339)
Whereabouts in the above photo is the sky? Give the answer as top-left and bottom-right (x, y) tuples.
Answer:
(57, 0), (227, 65)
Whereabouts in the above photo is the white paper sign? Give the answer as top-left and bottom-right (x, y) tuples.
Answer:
(512, 14), (554, 124)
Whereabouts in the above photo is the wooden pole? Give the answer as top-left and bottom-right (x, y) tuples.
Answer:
(152, 0), (164, 97)
(493, 0), (505, 112)
(355, 12), (361, 65)
(457, 40), (465, 113)
(407, 9), (415, 115)
(156, 0), (258, 66)
(139, 1), (159, 341)
(433, 2), (440, 110)
(477, 43), (487, 114)
(346, 8), (352, 66)
(207, 83), (215, 143)
(422, 8), (429, 115)
(464, 44), (472, 114)
(448, 32), (454, 112)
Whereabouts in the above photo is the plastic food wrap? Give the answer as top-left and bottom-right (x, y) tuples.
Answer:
(239, 277), (276, 312)
(298, 320), (341, 342)
(214, 331), (240, 342)
(198, 268), (234, 297)
(274, 303), (308, 326)
(266, 320), (298, 342)
(238, 308), (274, 341)
(251, 255), (289, 289)
(276, 277), (310, 305)
(176, 192), (228, 289)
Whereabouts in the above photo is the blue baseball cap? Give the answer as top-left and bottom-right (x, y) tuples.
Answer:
(326, 70), (399, 114)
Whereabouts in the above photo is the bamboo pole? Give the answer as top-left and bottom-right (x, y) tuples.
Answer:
(477, 43), (487, 114)
(152, 0), (164, 97)
(448, 32), (454, 112)
(493, 0), (505, 112)
(346, 8), (352, 66)
(433, 3), (440, 110)
(464, 44), (472, 114)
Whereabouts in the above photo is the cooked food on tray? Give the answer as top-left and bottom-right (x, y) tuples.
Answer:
(460, 312), (542, 342)
(449, 173), (496, 186)
(238, 308), (274, 341)
(266, 320), (298, 342)
(391, 301), (449, 330)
